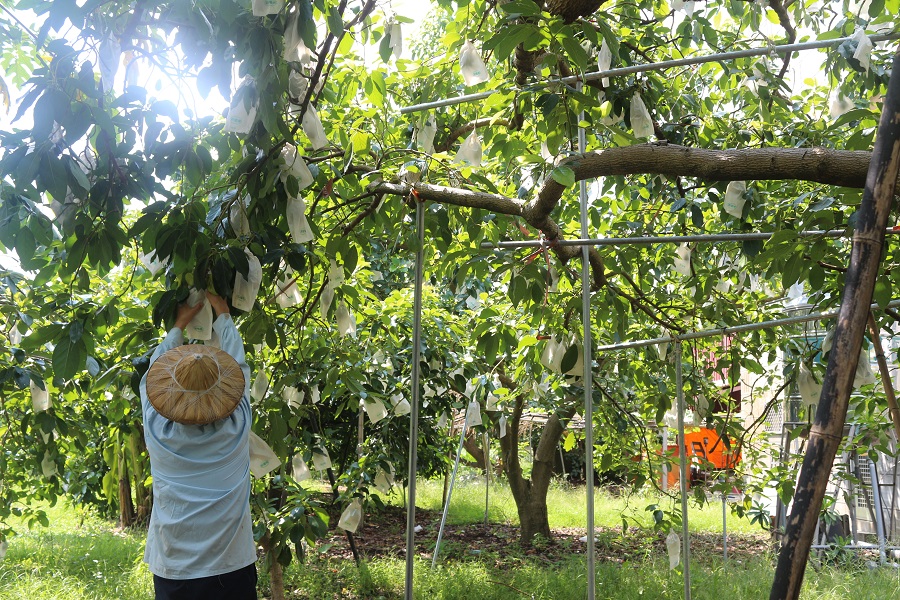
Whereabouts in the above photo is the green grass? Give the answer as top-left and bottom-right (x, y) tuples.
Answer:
(0, 504), (153, 600)
(280, 553), (900, 600)
(3, 482), (900, 599)
(405, 474), (759, 534)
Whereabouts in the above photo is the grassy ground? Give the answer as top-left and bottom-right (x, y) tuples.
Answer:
(2, 479), (899, 599)
(0, 503), (152, 600)
(404, 476), (760, 533)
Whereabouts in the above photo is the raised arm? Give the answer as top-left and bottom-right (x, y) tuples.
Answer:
(207, 292), (251, 401)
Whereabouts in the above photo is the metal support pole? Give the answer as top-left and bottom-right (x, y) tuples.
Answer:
(483, 431), (490, 526)
(675, 340), (692, 600)
(869, 458), (888, 565)
(578, 92), (596, 600)
(399, 33), (900, 114)
(723, 492), (728, 562)
(480, 228), (900, 250)
(432, 421), (468, 568)
(404, 197), (425, 598)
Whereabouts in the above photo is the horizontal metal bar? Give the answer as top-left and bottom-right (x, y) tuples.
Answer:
(810, 545), (900, 550)
(480, 228), (900, 250)
(595, 299), (900, 353)
(400, 33), (900, 115)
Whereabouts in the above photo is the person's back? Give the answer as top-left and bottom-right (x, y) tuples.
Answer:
(139, 292), (258, 600)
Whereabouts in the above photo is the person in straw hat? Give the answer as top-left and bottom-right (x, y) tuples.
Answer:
(139, 291), (258, 599)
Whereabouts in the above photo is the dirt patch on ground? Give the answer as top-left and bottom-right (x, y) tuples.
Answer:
(320, 505), (774, 567)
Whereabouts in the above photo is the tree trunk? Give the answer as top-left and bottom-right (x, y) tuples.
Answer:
(117, 435), (135, 527)
(518, 495), (552, 542)
(499, 387), (576, 545)
(129, 427), (151, 524)
(260, 533), (285, 600)
(770, 48), (900, 600)
(118, 464), (135, 527)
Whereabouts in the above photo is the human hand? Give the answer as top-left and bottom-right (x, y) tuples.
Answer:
(174, 300), (204, 330)
(206, 291), (230, 316)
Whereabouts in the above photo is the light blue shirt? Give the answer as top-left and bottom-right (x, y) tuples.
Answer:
(139, 314), (256, 579)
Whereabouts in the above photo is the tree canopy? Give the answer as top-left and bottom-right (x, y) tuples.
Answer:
(0, 0), (898, 596)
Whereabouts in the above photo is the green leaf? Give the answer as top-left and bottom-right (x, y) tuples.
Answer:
(326, 7), (343, 37)
(350, 131), (369, 153)
(535, 93), (559, 117)
(809, 196), (835, 211)
(14, 227), (36, 268)
(184, 150), (203, 186)
(13, 367), (30, 388)
(490, 25), (534, 62)
(766, 229), (799, 247)
(781, 253), (804, 290)
(516, 334), (538, 351)
(378, 34), (393, 63)
(550, 166), (576, 187)
(478, 332), (499, 363)
(52, 335), (87, 380)
(68, 320), (84, 344)
(874, 278), (891, 309)
(297, 0), (317, 49)
(690, 205), (704, 228)
(86, 356), (100, 377)
(560, 34), (589, 73)
(563, 431), (576, 452)
(869, 0), (885, 17)
(498, 0), (541, 17)
(560, 343), (578, 374)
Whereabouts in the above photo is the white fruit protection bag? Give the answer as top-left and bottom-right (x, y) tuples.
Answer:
(252, 0), (281, 16)
(185, 288), (214, 341)
(31, 381), (51, 412)
(363, 397), (388, 423)
(312, 446), (332, 471)
(301, 106), (328, 149)
(723, 181), (747, 218)
(249, 431), (281, 477)
(292, 455), (311, 481)
(230, 194), (251, 237)
(630, 93), (654, 139)
(225, 84), (258, 134)
(338, 498), (363, 532)
(233, 249), (262, 312)
(455, 130), (483, 167)
(287, 196), (314, 243)
(459, 40), (490, 86)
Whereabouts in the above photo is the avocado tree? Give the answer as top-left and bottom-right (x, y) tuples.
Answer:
(0, 0), (898, 595)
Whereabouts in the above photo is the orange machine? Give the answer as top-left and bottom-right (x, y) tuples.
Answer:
(663, 427), (741, 489)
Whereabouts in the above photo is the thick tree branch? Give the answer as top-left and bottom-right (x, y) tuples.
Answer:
(374, 144), (890, 293)
(532, 144), (886, 220)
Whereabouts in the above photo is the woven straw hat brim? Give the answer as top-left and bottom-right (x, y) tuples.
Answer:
(146, 344), (245, 425)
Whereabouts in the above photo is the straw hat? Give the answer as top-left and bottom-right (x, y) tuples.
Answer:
(146, 345), (245, 425)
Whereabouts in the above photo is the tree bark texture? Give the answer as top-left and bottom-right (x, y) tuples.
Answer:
(129, 428), (150, 523)
(770, 49), (900, 600)
(260, 533), (286, 600)
(499, 390), (575, 545)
